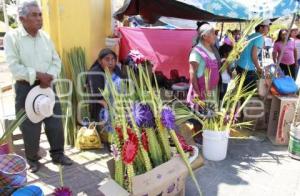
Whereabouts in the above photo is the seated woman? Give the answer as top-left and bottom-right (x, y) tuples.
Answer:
(187, 23), (221, 108)
(86, 48), (122, 125)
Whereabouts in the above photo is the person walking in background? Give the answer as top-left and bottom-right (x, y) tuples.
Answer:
(290, 25), (299, 40)
(4, 0), (72, 173)
(264, 35), (273, 58)
(218, 44), (233, 100)
(273, 29), (298, 80)
(236, 20), (271, 90)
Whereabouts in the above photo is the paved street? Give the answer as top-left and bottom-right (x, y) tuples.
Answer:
(186, 139), (300, 196)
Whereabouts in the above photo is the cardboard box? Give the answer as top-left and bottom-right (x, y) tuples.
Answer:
(100, 156), (188, 196)
(243, 97), (272, 131)
(267, 96), (300, 145)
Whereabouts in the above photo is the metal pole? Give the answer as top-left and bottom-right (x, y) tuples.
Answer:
(219, 22), (224, 42)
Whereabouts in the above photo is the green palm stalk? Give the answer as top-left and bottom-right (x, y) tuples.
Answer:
(220, 19), (263, 73)
(126, 102), (152, 171)
(126, 164), (135, 193)
(170, 132), (202, 196)
(57, 62), (76, 145)
(161, 107), (202, 196)
(66, 47), (89, 121)
(99, 70), (125, 187)
(0, 110), (27, 145)
(141, 67), (172, 161)
(145, 128), (163, 166)
(156, 118), (171, 161)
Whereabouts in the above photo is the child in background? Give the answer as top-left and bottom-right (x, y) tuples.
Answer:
(219, 44), (233, 100)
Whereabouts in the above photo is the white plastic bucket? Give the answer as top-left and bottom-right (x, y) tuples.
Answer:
(288, 125), (300, 160)
(202, 130), (229, 161)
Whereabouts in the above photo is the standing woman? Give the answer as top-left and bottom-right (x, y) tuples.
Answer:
(187, 23), (220, 107)
(273, 29), (298, 79)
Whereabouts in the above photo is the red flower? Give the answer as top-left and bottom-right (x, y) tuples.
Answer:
(141, 130), (149, 151)
(127, 128), (138, 148)
(122, 139), (138, 164)
(176, 133), (193, 152)
(115, 126), (123, 141)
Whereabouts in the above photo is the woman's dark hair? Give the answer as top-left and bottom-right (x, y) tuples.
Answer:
(275, 29), (288, 43)
(91, 48), (117, 68)
(219, 44), (233, 58)
(297, 33), (300, 39)
(196, 21), (209, 31)
(98, 48), (117, 60)
(255, 25), (263, 32)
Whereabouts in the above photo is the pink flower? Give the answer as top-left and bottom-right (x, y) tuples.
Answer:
(128, 50), (146, 65)
(54, 187), (72, 196)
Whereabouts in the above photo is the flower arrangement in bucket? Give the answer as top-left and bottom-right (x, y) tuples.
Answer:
(175, 20), (262, 161)
(99, 52), (203, 195)
(176, 74), (256, 161)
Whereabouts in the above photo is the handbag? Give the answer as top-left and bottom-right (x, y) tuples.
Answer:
(76, 122), (102, 150)
(272, 76), (299, 94)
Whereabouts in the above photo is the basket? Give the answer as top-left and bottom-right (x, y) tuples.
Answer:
(0, 154), (27, 195)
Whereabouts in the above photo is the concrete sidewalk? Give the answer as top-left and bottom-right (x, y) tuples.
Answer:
(186, 138), (300, 196)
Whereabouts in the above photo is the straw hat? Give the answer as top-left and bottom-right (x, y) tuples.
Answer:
(25, 86), (55, 123)
(261, 19), (272, 26)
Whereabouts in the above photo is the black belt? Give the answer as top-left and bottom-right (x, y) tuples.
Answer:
(236, 66), (256, 74)
(16, 80), (40, 86)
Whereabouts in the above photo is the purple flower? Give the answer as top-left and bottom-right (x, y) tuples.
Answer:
(161, 106), (176, 130)
(224, 113), (239, 124)
(54, 187), (72, 196)
(132, 102), (155, 128)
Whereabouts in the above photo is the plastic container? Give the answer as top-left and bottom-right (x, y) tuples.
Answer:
(288, 125), (300, 160)
(12, 185), (44, 196)
(202, 130), (229, 161)
(0, 154), (27, 195)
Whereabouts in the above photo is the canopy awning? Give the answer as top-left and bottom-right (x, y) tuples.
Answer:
(114, 0), (244, 23)
(114, 0), (299, 23)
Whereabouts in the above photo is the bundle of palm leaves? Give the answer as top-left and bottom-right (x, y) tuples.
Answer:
(57, 47), (89, 146)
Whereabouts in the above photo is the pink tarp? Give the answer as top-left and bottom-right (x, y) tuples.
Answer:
(119, 27), (197, 78)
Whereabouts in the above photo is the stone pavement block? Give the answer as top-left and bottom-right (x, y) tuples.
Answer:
(40, 166), (107, 195)
(185, 139), (300, 196)
(83, 162), (110, 176)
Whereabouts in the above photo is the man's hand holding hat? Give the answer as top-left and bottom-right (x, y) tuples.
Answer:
(37, 72), (53, 88)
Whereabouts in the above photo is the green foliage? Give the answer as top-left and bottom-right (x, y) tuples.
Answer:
(0, 110), (27, 145)
(101, 65), (201, 194)
(57, 47), (89, 146)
